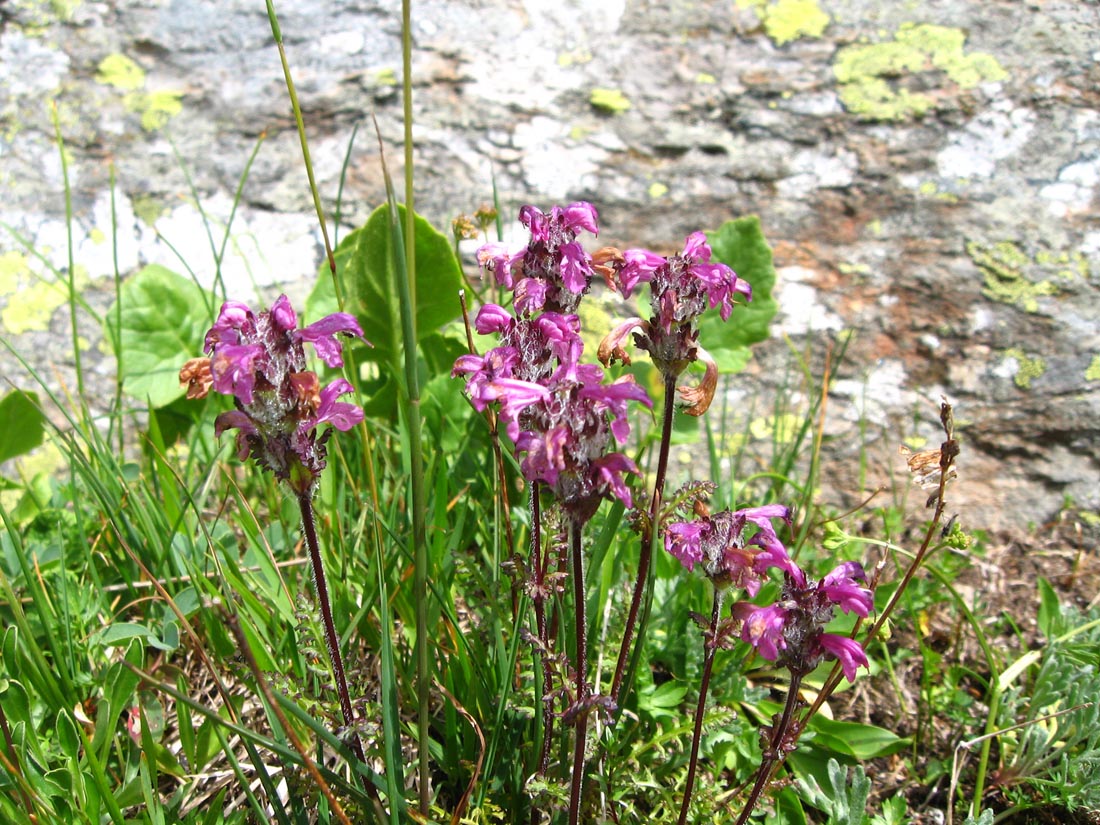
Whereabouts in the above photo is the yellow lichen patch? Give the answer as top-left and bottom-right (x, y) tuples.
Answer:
(749, 413), (801, 444)
(96, 52), (182, 132)
(96, 53), (145, 91)
(1001, 348), (1045, 389)
(126, 89), (183, 132)
(648, 181), (669, 199)
(738, 0), (830, 45)
(589, 88), (632, 114)
(967, 240), (1081, 312)
(695, 72), (717, 84)
(834, 23), (1008, 121)
(0, 251), (29, 295)
(1086, 355), (1100, 382)
(1, 280), (69, 334)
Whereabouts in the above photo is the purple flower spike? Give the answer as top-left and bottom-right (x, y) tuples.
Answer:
(182, 295), (365, 495)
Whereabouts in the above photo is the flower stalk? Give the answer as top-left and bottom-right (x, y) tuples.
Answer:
(677, 588), (724, 825)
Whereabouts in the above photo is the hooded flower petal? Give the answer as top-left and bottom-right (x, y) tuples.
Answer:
(821, 562), (872, 616)
(558, 241), (591, 293)
(665, 520), (709, 571)
(735, 603), (789, 661)
(590, 452), (640, 508)
(598, 317), (647, 367)
(559, 201), (599, 236)
(676, 347), (718, 416)
(296, 312), (365, 367)
(818, 633), (869, 682)
(474, 304), (515, 335)
(210, 343), (264, 404)
(307, 378), (364, 431)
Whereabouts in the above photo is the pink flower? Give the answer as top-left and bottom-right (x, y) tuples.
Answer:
(296, 312), (365, 368)
(665, 521), (710, 571)
(735, 603), (789, 662)
(821, 562), (872, 616)
(817, 633), (869, 682)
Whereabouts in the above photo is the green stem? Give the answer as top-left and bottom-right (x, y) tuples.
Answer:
(264, 0), (337, 278)
(611, 372), (677, 705)
(678, 589), (724, 825)
(397, 2), (430, 813)
(568, 519), (589, 825)
(50, 103), (83, 401)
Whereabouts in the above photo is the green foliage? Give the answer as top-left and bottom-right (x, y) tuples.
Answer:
(701, 215), (778, 375)
(104, 264), (214, 407)
(0, 390), (45, 465)
(307, 203), (464, 380)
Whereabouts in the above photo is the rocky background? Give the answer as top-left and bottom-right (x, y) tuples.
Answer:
(1, 0), (1098, 534)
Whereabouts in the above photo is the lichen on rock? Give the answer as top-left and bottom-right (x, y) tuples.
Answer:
(834, 23), (1008, 121)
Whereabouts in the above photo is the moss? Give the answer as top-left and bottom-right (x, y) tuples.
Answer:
(834, 23), (1007, 121)
(590, 88), (631, 114)
(1086, 355), (1100, 382)
(1002, 348), (1045, 389)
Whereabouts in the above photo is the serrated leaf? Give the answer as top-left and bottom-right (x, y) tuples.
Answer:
(698, 215), (778, 373)
(0, 390), (45, 464)
(307, 204), (464, 374)
(105, 265), (214, 408)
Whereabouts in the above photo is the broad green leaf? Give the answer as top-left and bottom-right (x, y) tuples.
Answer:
(307, 204), (464, 375)
(699, 215), (778, 373)
(808, 715), (908, 759)
(92, 622), (157, 646)
(105, 265), (214, 408)
(0, 390), (45, 464)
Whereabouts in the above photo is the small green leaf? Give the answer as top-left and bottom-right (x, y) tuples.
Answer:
(105, 265), (214, 408)
(1036, 576), (1063, 639)
(700, 215), (779, 374)
(0, 390), (45, 464)
(56, 709), (81, 762)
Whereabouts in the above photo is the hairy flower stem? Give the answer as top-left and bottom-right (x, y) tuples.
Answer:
(733, 672), (805, 825)
(677, 590), (724, 825)
(568, 520), (589, 825)
(298, 492), (368, 787)
(612, 373), (678, 704)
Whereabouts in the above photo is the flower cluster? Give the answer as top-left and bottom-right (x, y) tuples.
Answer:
(597, 232), (752, 415)
(454, 202), (652, 522)
(180, 295), (365, 494)
(666, 505), (872, 682)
